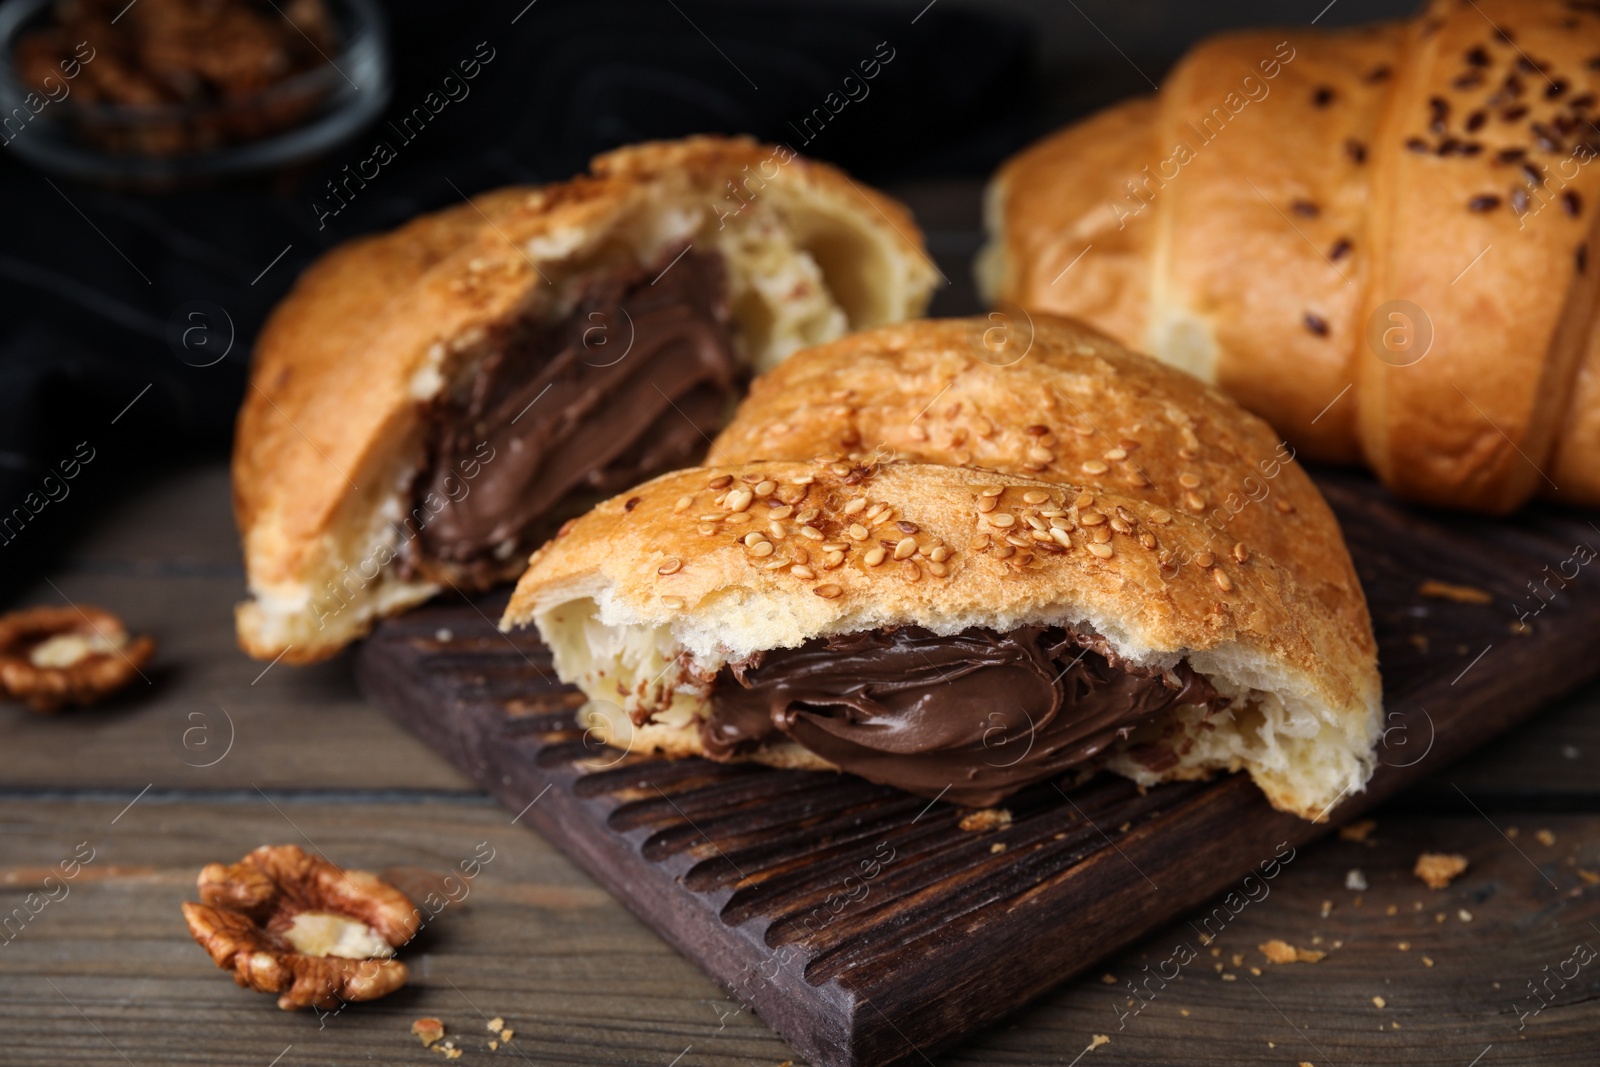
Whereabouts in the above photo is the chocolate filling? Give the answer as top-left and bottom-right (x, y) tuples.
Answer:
(702, 625), (1226, 806)
(408, 247), (740, 584)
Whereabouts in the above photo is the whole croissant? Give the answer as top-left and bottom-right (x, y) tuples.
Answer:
(979, 0), (1600, 512)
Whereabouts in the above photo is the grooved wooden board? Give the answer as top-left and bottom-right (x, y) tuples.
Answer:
(354, 468), (1600, 1067)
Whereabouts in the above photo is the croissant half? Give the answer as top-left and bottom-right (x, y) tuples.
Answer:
(503, 319), (1382, 821)
(233, 137), (937, 663)
(980, 0), (1600, 512)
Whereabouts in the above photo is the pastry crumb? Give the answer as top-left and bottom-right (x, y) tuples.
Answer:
(1088, 1034), (1110, 1051)
(1423, 956), (1434, 967)
(959, 808), (1012, 832)
(1260, 939), (1325, 964)
(989, 842), (1007, 854)
(1320, 899), (1333, 918)
(487, 1017), (504, 1032)
(1179, 1009), (1190, 1017)
(1414, 852), (1468, 890)
(1345, 868), (1368, 891)
(413, 1019), (445, 1047)
(500, 1029), (514, 1041)
(1100, 973), (1117, 984)
(1372, 995), (1386, 1009)
(1338, 819), (1376, 842)
(1458, 909), (1473, 922)
(1536, 829), (1556, 847)
(1418, 579), (1492, 604)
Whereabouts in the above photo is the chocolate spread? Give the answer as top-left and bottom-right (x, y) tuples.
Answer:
(412, 247), (739, 581)
(702, 625), (1224, 806)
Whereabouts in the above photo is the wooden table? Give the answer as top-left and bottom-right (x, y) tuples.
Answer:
(4, 186), (1600, 1065)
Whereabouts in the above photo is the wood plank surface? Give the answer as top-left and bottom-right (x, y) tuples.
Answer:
(352, 466), (1600, 1066)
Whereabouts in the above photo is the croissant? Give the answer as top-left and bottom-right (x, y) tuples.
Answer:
(233, 137), (937, 663)
(977, 0), (1600, 512)
(502, 319), (1381, 821)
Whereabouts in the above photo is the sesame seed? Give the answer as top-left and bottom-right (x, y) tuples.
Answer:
(871, 509), (897, 526)
(1179, 473), (1202, 489)
(1467, 194), (1500, 212)
(993, 544), (1016, 559)
(1031, 529), (1052, 543)
(1465, 45), (1489, 67)
(1074, 492), (1095, 508)
(1149, 510), (1172, 525)
(800, 526), (824, 541)
(814, 583), (842, 599)
(1511, 186), (1530, 215)
(1023, 490), (1050, 504)
(673, 495), (694, 512)
(708, 475), (733, 490)
(726, 488), (754, 512)
(797, 507), (820, 523)
(897, 520), (920, 534)
(769, 504), (794, 520)
(725, 513), (751, 525)
(1027, 447), (1055, 464)
(1109, 518), (1132, 534)
(927, 561), (949, 577)
(844, 497), (867, 515)
(894, 537), (918, 560)
(1366, 65), (1391, 82)
(1233, 542), (1249, 563)
(791, 546), (809, 564)
(743, 532), (766, 547)
(1186, 491), (1206, 511)
(697, 523), (716, 536)
(661, 595), (685, 610)
(1005, 533), (1032, 548)
(1405, 136), (1430, 153)
(865, 546), (887, 566)
(1080, 510), (1107, 526)
(848, 523), (869, 540)
(1497, 146), (1526, 163)
(1195, 552), (1216, 568)
(930, 546), (951, 562)
(1105, 447), (1128, 461)
(1049, 515), (1072, 530)
(907, 425), (928, 442)
(903, 561), (922, 582)
(1579, 245), (1589, 274)
(768, 522), (787, 541)
(1090, 526), (1111, 544)
(823, 551), (846, 570)
(1275, 498), (1295, 513)
(829, 463), (852, 477)
(1139, 532), (1158, 550)
(821, 541), (848, 552)
(754, 479), (777, 497)
(658, 558), (683, 575)
(1025, 424), (1050, 436)
(1087, 542), (1115, 559)
(1465, 109), (1487, 132)
(1081, 459), (1110, 475)
(987, 514), (1017, 529)
(1023, 514), (1047, 531)
(1214, 570), (1233, 592)
(791, 565), (816, 580)
(1050, 528), (1073, 548)
(699, 514), (724, 523)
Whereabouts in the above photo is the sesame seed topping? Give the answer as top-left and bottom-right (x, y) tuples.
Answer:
(725, 513), (751, 525)
(977, 496), (1000, 514)
(1275, 498), (1295, 513)
(1290, 198), (1320, 217)
(768, 522), (787, 541)
(897, 520), (920, 534)
(1185, 491), (1206, 511)
(1027, 446), (1055, 465)
(1087, 542), (1115, 559)
(1081, 459), (1110, 475)
(791, 546), (809, 565)
(791, 564), (816, 580)
(1080, 510), (1107, 526)
(1025, 424), (1050, 436)
(1312, 85), (1335, 107)
(1050, 528), (1073, 548)
(902, 561), (922, 582)
(743, 532), (766, 547)
(987, 514), (1017, 529)
(814, 583), (842, 599)
(725, 488), (754, 512)
(865, 546), (888, 566)
(697, 523), (716, 536)
(1049, 516), (1072, 530)
(661, 595), (685, 610)
(1233, 542), (1249, 563)
(1214, 570), (1233, 592)
(1195, 552), (1216, 568)
(1139, 532), (1158, 550)
(1105, 447), (1127, 461)
(1074, 492), (1095, 509)
(1329, 237), (1353, 261)
(1090, 526), (1111, 544)
(930, 546), (951, 562)
(848, 523), (869, 540)
(797, 507), (820, 523)
(823, 551), (846, 570)
(769, 504), (794, 520)
(754, 479), (777, 497)
(1179, 473), (1202, 489)
(1109, 518), (1132, 534)
(699, 513), (724, 523)
(894, 537), (918, 560)
(1023, 514), (1047, 531)
(1149, 509), (1172, 525)
(673, 495), (694, 512)
(800, 526), (824, 541)
(708, 475), (733, 490)
(1005, 533), (1032, 548)
(749, 539), (778, 558)
(1023, 490), (1050, 504)
(907, 424), (928, 442)
(927, 561), (949, 577)
(658, 558), (683, 575)
(843, 497), (867, 515)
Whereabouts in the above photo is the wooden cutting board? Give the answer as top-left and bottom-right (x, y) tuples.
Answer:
(354, 467), (1600, 1067)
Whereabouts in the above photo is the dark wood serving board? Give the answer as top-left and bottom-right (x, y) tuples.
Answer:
(354, 468), (1600, 1067)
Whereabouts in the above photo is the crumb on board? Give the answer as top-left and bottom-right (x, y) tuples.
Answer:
(1089, 1034), (1110, 1051)
(1339, 819), (1376, 843)
(1578, 869), (1600, 885)
(1345, 868), (1368, 891)
(1320, 900), (1333, 918)
(412, 1019), (445, 1048)
(1423, 957), (1434, 967)
(1372, 996), (1386, 1009)
(487, 1017), (504, 1032)
(1260, 939), (1326, 964)
(1418, 579), (1492, 604)
(1536, 829), (1557, 847)
(959, 808), (1012, 832)
(1101, 973), (1117, 984)
(990, 842), (1007, 854)
(1397, 941), (1411, 951)
(1459, 909), (1473, 922)
(1414, 852), (1469, 890)
(1179, 1009), (1190, 1017)
(501, 1029), (514, 1041)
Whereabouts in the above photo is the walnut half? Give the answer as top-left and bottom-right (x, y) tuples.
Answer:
(0, 605), (154, 712)
(182, 844), (421, 1010)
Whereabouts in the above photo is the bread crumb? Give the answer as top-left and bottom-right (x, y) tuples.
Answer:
(489, 1041), (499, 1051)
(487, 1017), (504, 1032)
(1414, 852), (1469, 889)
(1339, 820), (1376, 842)
(990, 842), (1007, 854)
(1320, 899), (1333, 918)
(1211, 947), (1222, 957)
(1089, 1034), (1110, 1050)
(1260, 939), (1325, 964)
(1250, 966), (1262, 976)
(1345, 868), (1368, 891)
(1397, 941), (1410, 951)
(500, 1029), (514, 1041)
(1423, 956), (1434, 967)
(443, 1049), (462, 1061)
(1419, 579), (1492, 604)
(1300, 1062), (1315, 1067)
(1578, 869), (1600, 885)
(1221, 972), (1237, 981)
(1507, 827), (1520, 839)
(959, 808), (1012, 832)
(412, 1019), (445, 1048)
(1435, 912), (1447, 923)
(1385, 904), (1398, 916)
(1458, 909), (1473, 922)
(1179, 1009), (1190, 1017)
(1372, 996), (1386, 1009)
(1391, 1020), (1401, 1029)
(1536, 829), (1556, 847)
(1100, 973), (1117, 984)
(1232, 954), (1244, 967)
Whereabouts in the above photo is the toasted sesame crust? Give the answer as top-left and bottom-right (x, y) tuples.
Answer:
(232, 136), (936, 663)
(982, 0), (1600, 511)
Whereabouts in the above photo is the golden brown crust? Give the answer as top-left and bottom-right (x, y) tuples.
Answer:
(984, 0), (1600, 510)
(233, 136), (937, 663)
(709, 316), (1372, 652)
